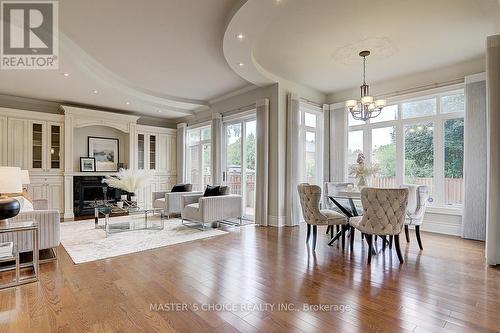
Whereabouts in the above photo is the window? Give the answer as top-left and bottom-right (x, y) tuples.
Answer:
(444, 118), (464, 205)
(186, 125), (211, 191)
(372, 127), (396, 187)
(299, 106), (323, 185)
(346, 88), (465, 207)
(371, 104), (397, 123)
(405, 122), (434, 195)
(348, 130), (363, 166)
(402, 98), (436, 119)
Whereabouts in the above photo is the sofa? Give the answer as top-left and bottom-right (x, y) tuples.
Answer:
(0, 199), (60, 261)
(152, 184), (203, 218)
(181, 186), (243, 229)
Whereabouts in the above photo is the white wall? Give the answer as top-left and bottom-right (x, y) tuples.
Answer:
(73, 125), (129, 172)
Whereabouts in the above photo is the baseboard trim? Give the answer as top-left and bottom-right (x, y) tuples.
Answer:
(268, 215), (286, 227)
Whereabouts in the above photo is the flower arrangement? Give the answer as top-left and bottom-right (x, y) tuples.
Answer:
(349, 153), (379, 186)
(102, 169), (152, 194)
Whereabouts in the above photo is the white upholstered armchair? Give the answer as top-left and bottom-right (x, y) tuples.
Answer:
(297, 183), (348, 251)
(400, 184), (430, 250)
(180, 186), (243, 229)
(152, 184), (202, 218)
(349, 187), (408, 264)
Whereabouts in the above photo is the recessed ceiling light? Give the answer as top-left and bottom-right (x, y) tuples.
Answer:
(93, 90), (98, 94)
(238, 62), (244, 67)
(63, 72), (70, 77)
(125, 101), (130, 105)
(236, 33), (244, 40)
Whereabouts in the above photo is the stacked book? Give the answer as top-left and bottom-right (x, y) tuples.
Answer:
(0, 242), (13, 259)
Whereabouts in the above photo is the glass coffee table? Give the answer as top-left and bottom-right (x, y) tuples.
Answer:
(94, 206), (165, 237)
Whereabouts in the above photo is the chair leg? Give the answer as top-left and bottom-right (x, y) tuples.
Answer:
(341, 225), (346, 250)
(326, 225), (331, 235)
(382, 236), (387, 251)
(389, 235), (393, 249)
(312, 225), (318, 251)
(394, 235), (404, 264)
(361, 233), (364, 240)
(366, 234), (373, 264)
(330, 225), (334, 239)
(404, 225), (410, 243)
(350, 227), (355, 251)
(306, 224), (311, 243)
(415, 225), (423, 250)
(336, 225), (340, 234)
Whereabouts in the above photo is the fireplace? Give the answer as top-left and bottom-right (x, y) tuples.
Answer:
(73, 176), (123, 217)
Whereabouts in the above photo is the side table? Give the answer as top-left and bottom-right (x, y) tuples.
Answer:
(0, 221), (39, 289)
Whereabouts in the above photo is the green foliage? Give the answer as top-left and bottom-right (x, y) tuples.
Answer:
(404, 124), (434, 178)
(444, 119), (464, 178)
(226, 132), (256, 170)
(374, 143), (396, 176)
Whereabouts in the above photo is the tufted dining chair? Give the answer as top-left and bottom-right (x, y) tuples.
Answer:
(400, 184), (430, 250)
(297, 183), (348, 251)
(349, 187), (409, 264)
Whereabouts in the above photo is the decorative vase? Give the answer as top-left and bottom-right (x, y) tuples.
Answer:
(357, 176), (368, 187)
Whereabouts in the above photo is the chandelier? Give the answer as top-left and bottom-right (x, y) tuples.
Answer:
(345, 50), (386, 121)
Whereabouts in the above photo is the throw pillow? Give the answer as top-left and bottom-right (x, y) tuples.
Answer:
(171, 184), (191, 192)
(203, 185), (221, 197)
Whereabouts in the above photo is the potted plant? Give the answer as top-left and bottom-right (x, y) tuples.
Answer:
(102, 169), (152, 203)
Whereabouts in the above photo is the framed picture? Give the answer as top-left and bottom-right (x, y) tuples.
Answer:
(88, 136), (119, 172)
(80, 157), (95, 172)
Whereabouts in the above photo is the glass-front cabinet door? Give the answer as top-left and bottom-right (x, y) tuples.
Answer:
(149, 135), (156, 170)
(31, 122), (45, 170)
(48, 124), (62, 170)
(138, 134), (145, 169)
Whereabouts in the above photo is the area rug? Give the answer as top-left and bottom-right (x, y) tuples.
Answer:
(60, 217), (227, 264)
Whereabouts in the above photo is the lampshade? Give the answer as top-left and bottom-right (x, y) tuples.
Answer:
(345, 100), (357, 108)
(20, 170), (30, 185)
(375, 99), (387, 107)
(361, 96), (373, 105)
(0, 167), (22, 193)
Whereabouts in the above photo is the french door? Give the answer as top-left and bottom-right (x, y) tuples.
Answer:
(223, 117), (257, 221)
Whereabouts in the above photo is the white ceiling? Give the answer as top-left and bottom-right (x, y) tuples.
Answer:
(0, 0), (249, 119)
(252, 0), (500, 93)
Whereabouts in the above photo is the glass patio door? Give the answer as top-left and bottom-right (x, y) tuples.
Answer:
(223, 118), (257, 221)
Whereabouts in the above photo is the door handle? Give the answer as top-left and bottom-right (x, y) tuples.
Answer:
(223, 171), (226, 182)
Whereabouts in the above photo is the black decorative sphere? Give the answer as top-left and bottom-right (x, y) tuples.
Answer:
(0, 197), (21, 221)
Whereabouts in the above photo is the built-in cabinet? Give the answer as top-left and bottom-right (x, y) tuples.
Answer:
(28, 176), (64, 211)
(28, 121), (63, 172)
(0, 108), (65, 214)
(1, 106), (178, 219)
(136, 125), (177, 209)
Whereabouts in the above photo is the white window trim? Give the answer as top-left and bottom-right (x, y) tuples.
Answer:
(299, 102), (324, 186)
(186, 125), (211, 190)
(347, 86), (465, 209)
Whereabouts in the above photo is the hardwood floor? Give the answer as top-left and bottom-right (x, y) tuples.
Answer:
(0, 224), (499, 333)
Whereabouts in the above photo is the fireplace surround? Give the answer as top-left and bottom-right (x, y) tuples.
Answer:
(73, 176), (123, 217)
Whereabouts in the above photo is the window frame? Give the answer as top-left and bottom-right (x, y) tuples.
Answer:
(186, 124), (212, 191)
(346, 85), (465, 207)
(299, 102), (324, 185)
